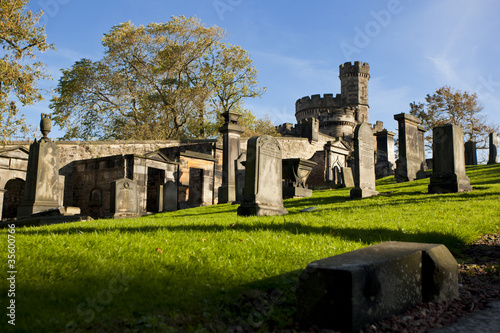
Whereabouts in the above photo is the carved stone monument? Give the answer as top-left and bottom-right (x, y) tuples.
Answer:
(110, 178), (139, 218)
(237, 136), (288, 216)
(488, 132), (498, 164)
(393, 113), (426, 182)
(429, 124), (472, 193)
(218, 111), (244, 203)
(17, 114), (61, 217)
(350, 123), (378, 198)
(282, 158), (317, 198)
(374, 129), (396, 178)
(464, 140), (477, 166)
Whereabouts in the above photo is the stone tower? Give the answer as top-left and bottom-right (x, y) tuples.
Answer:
(339, 61), (370, 123)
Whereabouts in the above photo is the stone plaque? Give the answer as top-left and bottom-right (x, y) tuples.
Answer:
(429, 124), (472, 193)
(163, 180), (177, 212)
(110, 178), (139, 218)
(237, 136), (288, 216)
(350, 123), (379, 198)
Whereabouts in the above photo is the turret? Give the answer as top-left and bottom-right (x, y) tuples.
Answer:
(339, 61), (370, 123)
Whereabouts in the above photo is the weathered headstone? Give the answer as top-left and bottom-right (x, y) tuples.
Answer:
(234, 153), (246, 203)
(488, 132), (498, 164)
(429, 124), (472, 193)
(163, 180), (177, 212)
(341, 167), (355, 188)
(374, 129), (396, 178)
(157, 184), (164, 212)
(393, 113), (426, 182)
(218, 111), (244, 203)
(296, 241), (459, 332)
(282, 158), (317, 198)
(350, 123), (379, 198)
(237, 136), (288, 216)
(464, 140), (477, 165)
(110, 178), (139, 218)
(17, 114), (61, 217)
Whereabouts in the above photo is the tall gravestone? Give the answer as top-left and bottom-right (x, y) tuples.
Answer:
(375, 129), (396, 178)
(237, 136), (288, 216)
(350, 123), (379, 199)
(17, 114), (61, 217)
(218, 111), (244, 203)
(488, 133), (498, 164)
(429, 124), (472, 193)
(163, 180), (178, 211)
(464, 140), (477, 165)
(110, 178), (140, 218)
(393, 113), (426, 182)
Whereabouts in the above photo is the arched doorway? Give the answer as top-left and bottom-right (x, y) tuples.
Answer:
(2, 178), (25, 219)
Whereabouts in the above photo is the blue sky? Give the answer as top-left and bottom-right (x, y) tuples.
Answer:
(24, 0), (500, 140)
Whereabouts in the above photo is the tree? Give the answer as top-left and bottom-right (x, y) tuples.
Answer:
(0, 0), (53, 140)
(50, 16), (267, 141)
(409, 86), (499, 153)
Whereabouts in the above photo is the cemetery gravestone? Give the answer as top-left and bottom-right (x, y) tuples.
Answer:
(17, 114), (61, 217)
(218, 111), (243, 203)
(429, 124), (472, 193)
(341, 167), (355, 188)
(110, 178), (139, 218)
(237, 136), (288, 216)
(350, 123), (379, 198)
(488, 132), (498, 164)
(464, 140), (477, 165)
(374, 129), (396, 178)
(393, 113), (426, 182)
(163, 180), (178, 211)
(234, 153), (246, 203)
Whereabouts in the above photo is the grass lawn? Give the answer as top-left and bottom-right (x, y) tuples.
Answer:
(1, 164), (499, 332)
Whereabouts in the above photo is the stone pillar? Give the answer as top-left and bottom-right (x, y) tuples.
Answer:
(350, 123), (379, 198)
(17, 114), (61, 217)
(234, 153), (246, 203)
(218, 111), (244, 203)
(429, 124), (472, 193)
(157, 184), (164, 212)
(488, 133), (498, 164)
(393, 113), (426, 182)
(374, 129), (396, 178)
(464, 140), (477, 165)
(0, 189), (5, 220)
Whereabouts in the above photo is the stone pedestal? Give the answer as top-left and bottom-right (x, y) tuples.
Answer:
(350, 123), (379, 199)
(17, 137), (60, 217)
(237, 136), (288, 216)
(218, 111), (244, 203)
(488, 133), (498, 164)
(464, 140), (477, 165)
(282, 158), (317, 198)
(429, 124), (472, 193)
(393, 113), (426, 182)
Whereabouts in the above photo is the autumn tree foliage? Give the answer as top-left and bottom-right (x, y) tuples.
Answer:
(0, 0), (53, 140)
(409, 86), (499, 151)
(50, 16), (269, 141)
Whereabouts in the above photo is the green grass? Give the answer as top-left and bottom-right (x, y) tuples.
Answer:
(1, 164), (500, 332)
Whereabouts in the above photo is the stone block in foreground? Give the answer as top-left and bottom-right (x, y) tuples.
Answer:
(295, 241), (458, 332)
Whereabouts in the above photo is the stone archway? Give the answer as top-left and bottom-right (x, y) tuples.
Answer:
(2, 178), (25, 219)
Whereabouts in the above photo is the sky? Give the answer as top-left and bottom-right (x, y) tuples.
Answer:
(23, 0), (500, 142)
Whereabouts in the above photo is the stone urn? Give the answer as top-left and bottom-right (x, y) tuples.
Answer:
(40, 113), (52, 138)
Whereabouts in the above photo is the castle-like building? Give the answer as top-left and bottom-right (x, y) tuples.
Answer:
(280, 61), (371, 141)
